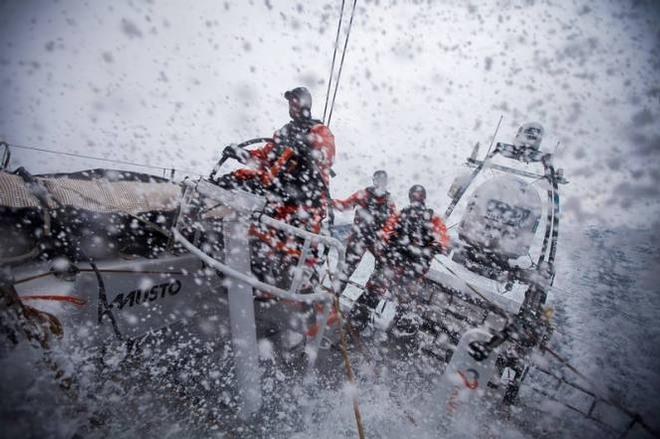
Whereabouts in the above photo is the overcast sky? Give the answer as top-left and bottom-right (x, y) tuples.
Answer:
(1, 0), (659, 229)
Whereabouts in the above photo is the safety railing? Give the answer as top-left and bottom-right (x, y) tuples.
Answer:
(173, 178), (346, 359)
(257, 214), (346, 296)
(173, 228), (339, 305)
(172, 179), (347, 419)
(0, 140), (10, 170)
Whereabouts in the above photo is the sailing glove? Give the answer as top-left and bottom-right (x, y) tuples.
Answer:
(222, 144), (250, 164)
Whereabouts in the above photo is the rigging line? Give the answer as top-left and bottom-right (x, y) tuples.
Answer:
(322, 0), (347, 124)
(539, 158), (556, 265)
(89, 260), (123, 341)
(539, 187), (554, 264)
(6, 142), (203, 177)
(526, 175), (547, 186)
(326, 0), (358, 128)
(54, 183), (173, 240)
(19, 295), (86, 306)
(541, 345), (660, 438)
(547, 166), (561, 271)
(14, 269), (190, 285)
(437, 259), (657, 437)
(434, 257), (509, 318)
(444, 147), (497, 219)
(333, 294), (366, 439)
(341, 316), (419, 427)
(485, 114), (503, 156)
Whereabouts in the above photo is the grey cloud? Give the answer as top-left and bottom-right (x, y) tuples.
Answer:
(612, 181), (660, 203)
(121, 18), (143, 39)
(629, 133), (660, 157)
(631, 108), (654, 126)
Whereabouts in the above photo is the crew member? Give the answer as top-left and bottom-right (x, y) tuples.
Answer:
(351, 185), (449, 330)
(218, 86), (335, 231)
(378, 184), (449, 289)
(217, 87), (336, 285)
(333, 170), (396, 292)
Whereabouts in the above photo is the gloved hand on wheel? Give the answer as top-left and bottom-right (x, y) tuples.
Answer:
(222, 144), (250, 163)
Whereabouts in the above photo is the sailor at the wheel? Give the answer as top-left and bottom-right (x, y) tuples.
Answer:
(215, 87), (336, 287)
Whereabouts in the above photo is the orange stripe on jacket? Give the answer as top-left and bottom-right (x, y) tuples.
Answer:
(380, 211), (449, 253)
(261, 146), (294, 186)
(309, 124), (335, 186)
(431, 215), (450, 251)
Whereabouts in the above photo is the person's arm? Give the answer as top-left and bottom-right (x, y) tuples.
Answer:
(309, 124), (336, 185)
(332, 189), (367, 211)
(259, 146), (295, 186)
(431, 216), (450, 254)
(380, 212), (399, 243)
(373, 211), (398, 257)
(387, 198), (397, 216)
(229, 140), (277, 181)
(248, 141), (276, 164)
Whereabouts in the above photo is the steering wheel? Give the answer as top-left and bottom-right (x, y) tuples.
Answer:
(208, 137), (274, 181)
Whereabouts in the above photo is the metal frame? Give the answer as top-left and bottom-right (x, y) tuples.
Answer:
(170, 179), (347, 418)
(445, 142), (565, 289)
(0, 141), (9, 170)
(173, 228), (337, 305)
(173, 179), (346, 358)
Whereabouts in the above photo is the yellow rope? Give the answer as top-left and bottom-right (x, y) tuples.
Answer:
(333, 295), (365, 439)
(345, 315), (418, 427)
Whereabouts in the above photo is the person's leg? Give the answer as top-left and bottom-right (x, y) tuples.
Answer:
(348, 254), (395, 331)
(348, 286), (381, 331)
(214, 171), (267, 196)
(337, 232), (367, 293)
